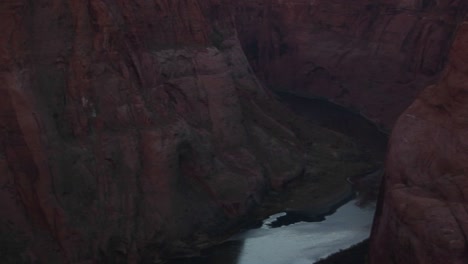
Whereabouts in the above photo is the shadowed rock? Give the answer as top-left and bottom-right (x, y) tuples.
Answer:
(370, 20), (468, 264)
(236, 0), (468, 127)
(0, 1), (374, 263)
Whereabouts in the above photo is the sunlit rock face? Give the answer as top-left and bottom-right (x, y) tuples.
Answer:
(0, 0), (368, 263)
(369, 21), (468, 264)
(236, 0), (468, 127)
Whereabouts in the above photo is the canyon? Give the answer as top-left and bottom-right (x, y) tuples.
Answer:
(0, 0), (467, 263)
(236, 0), (468, 127)
(370, 19), (468, 264)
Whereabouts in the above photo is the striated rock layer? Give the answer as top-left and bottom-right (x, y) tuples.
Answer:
(236, 0), (468, 127)
(0, 0), (373, 263)
(370, 20), (468, 264)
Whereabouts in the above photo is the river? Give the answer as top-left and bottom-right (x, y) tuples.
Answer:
(169, 92), (385, 264)
(170, 199), (374, 264)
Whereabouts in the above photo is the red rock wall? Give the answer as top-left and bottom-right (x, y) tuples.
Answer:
(0, 1), (313, 262)
(3, 0), (464, 262)
(369, 20), (468, 264)
(236, 0), (468, 127)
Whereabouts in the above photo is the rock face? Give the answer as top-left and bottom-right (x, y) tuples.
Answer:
(236, 0), (468, 126)
(0, 1), (372, 263)
(4, 0), (464, 262)
(370, 20), (468, 264)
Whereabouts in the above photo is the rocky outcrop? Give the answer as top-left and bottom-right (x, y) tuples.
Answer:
(0, 1), (373, 263)
(236, 0), (468, 127)
(370, 20), (468, 264)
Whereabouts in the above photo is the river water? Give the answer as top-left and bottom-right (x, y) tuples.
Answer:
(170, 93), (384, 264)
(171, 200), (375, 264)
(235, 200), (374, 264)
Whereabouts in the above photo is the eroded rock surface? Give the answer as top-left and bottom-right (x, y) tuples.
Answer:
(0, 1), (373, 263)
(236, 0), (468, 126)
(370, 21), (468, 264)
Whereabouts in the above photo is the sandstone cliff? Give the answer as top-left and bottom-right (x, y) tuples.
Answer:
(370, 20), (468, 264)
(0, 1), (372, 263)
(236, 0), (468, 127)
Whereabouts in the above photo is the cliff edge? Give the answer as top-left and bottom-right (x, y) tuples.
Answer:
(370, 20), (468, 264)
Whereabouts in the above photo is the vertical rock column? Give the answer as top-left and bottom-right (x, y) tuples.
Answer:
(369, 21), (468, 264)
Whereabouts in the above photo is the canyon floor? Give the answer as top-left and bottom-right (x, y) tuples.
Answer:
(165, 94), (387, 264)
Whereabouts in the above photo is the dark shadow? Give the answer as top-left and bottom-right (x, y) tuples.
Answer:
(167, 241), (243, 264)
(268, 193), (355, 228)
(275, 91), (388, 160)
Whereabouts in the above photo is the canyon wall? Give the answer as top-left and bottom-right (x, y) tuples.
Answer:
(236, 0), (468, 127)
(2, 0), (465, 262)
(0, 0), (371, 263)
(370, 20), (468, 264)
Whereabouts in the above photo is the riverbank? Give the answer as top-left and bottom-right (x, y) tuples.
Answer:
(315, 239), (369, 264)
(169, 199), (374, 264)
(166, 163), (378, 263)
(166, 94), (387, 263)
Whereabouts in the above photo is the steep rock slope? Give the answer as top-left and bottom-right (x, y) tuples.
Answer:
(0, 1), (370, 263)
(369, 21), (468, 264)
(236, 0), (468, 126)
